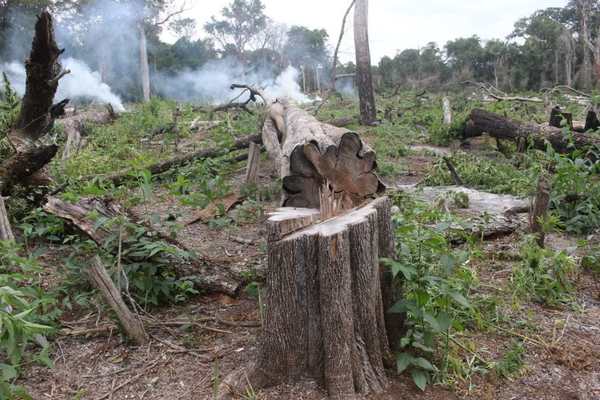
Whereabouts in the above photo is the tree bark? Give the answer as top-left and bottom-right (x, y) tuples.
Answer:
(354, 0), (376, 125)
(89, 256), (148, 345)
(263, 101), (384, 210)
(43, 197), (242, 296)
(529, 174), (551, 248)
(221, 197), (395, 399)
(244, 142), (261, 184)
(0, 12), (68, 195)
(464, 108), (600, 152)
(139, 24), (151, 102)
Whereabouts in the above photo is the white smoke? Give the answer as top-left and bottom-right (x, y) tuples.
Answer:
(154, 59), (312, 105)
(263, 66), (310, 103)
(0, 58), (125, 111)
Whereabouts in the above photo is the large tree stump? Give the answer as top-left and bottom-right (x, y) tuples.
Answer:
(262, 101), (384, 210)
(221, 197), (396, 399)
(0, 12), (68, 194)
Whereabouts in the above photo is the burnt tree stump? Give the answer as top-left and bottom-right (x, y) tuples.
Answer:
(220, 197), (397, 400)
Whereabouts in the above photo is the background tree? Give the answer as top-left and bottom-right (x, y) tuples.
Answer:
(354, 0), (376, 125)
(204, 0), (267, 62)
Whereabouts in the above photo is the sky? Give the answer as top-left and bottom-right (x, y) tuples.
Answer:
(164, 0), (569, 63)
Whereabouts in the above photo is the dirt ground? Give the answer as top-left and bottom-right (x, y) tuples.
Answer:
(21, 146), (600, 400)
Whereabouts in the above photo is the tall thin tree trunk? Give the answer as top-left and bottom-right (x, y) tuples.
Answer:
(354, 0), (376, 125)
(578, 0), (593, 89)
(139, 24), (151, 102)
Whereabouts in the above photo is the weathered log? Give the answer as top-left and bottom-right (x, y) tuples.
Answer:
(327, 116), (355, 127)
(263, 101), (384, 210)
(102, 134), (261, 186)
(0, 12), (67, 194)
(89, 256), (148, 344)
(221, 197), (395, 399)
(464, 109), (600, 152)
(529, 174), (551, 248)
(43, 197), (241, 296)
(0, 196), (14, 241)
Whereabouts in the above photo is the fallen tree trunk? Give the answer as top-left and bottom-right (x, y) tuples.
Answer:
(263, 101), (384, 209)
(43, 197), (241, 296)
(220, 197), (395, 399)
(102, 134), (261, 186)
(0, 12), (68, 194)
(464, 109), (600, 152)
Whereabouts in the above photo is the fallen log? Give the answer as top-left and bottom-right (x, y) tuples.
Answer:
(220, 197), (395, 399)
(102, 134), (261, 186)
(464, 109), (600, 153)
(0, 12), (68, 194)
(43, 197), (241, 296)
(263, 100), (384, 209)
(89, 256), (148, 345)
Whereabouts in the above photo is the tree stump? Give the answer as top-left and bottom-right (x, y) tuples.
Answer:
(221, 197), (396, 399)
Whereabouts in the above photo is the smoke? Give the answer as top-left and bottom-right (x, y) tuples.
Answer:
(154, 61), (310, 104)
(0, 59), (126, 111)
(0, 0), (319, 108)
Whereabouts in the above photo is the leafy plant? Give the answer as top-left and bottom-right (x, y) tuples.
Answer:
(384, 194), (477, 390)
(510, 236), (577, 306)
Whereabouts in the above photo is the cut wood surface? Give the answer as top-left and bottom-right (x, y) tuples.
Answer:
(464, 108), (600, 152)
(43, 196), (242, 296)
(89, 256), (148, 344)
(262, 101), (384, 210)
(221, 197), (395, 399)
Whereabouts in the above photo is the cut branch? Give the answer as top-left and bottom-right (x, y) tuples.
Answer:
(89, 256), (148, 344)
(43, 197), (242, 296)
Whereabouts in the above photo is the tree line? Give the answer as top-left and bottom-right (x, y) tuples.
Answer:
(2, 0), (600, 101)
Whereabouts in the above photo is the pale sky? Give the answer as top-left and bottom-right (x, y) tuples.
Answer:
(164, 0), (569, 63)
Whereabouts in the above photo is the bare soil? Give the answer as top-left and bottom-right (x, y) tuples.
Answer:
(21, 144), (600, 400)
